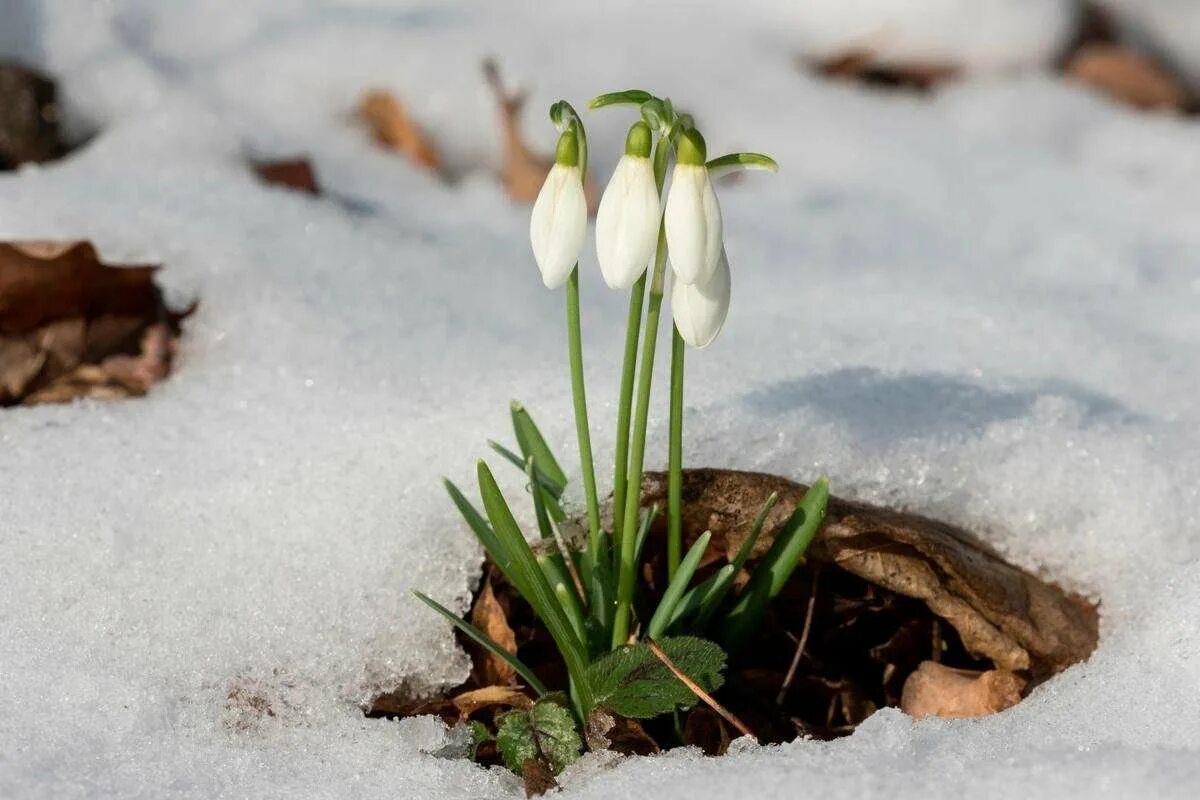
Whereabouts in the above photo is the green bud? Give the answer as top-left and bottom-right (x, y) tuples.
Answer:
(624, 121), (652, 158)
(554, 129), (579, 167)
(676, 128), (707, 166)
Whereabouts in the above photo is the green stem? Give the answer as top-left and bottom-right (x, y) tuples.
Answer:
(667, 326), (685, 580)
(566, 268), (603, 565)
(610, 137), (672, 649)
(611, 273), (646, 551)
(611, 223), (668, 649)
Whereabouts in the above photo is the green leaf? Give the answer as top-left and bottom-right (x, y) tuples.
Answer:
(692, 491), (779, 629)
(588, 89), (656, 110)
(477, 461), (595, 713)
(496, 699), (583, 776)
(667, 564), (733, 630)
(488, 440), (565, 501)
(465, 720), (493, 759)
(443, 478), (529, 599)
(412, 591), (548, 695)
(510, 402), (568, 491)
(719, 478), (830, 650)
(586, 636), (726, 719)
(646, 531), (711, 639)
(510, 402), (569, 522)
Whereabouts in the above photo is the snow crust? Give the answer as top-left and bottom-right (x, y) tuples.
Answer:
(2, 1), (1199, 798)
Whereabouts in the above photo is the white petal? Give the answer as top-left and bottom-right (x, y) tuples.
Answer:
(664, 164), (723, 286)
(596, 156), (660, 290)
(530, 164), (587, 289)
(671, 248), (731, 348)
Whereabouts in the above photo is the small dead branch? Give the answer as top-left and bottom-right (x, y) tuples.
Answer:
(645, 639), (756, 741)
(777, 566), (821, 705)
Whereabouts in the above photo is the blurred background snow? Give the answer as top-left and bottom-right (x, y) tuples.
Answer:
(1, 1), (1199, 798)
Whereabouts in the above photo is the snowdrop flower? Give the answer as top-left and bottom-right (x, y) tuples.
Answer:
(530, 129), (588, 289)
(595, 121), (659, 290)
(664, 129), (722, 286)
(671, 247), (730, 348)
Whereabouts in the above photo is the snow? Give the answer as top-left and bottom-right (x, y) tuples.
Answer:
(2, 1), (1200, 798)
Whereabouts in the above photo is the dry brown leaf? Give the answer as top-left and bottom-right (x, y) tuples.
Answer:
(521, 757), (558, 798)
(682, 706), (731, 757)
(358, 90), (443, 174)
(900, 660), (1025, 719)
(1066, 44), (1188, 111)
(482, 59), (598, 212)
(584, 709), (660, 757)
(0, 63), (66, 169)
(811, 50), (960, 92)
(470, 578), (519, 686)
(0, 241), (191, 406)
(642, 469), (1099, 682)
(451, 685), (533, 719)
(253, 158), (320, 195)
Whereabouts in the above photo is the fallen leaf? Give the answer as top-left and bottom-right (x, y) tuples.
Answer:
(1066, 44), (1189, 112)
(451, 685), (533, 719)
(0, 63), (66, 169)
(0, 241), (192, 406)
(809, 50), (959, 92)
(521, 757), (558, 798)
(584, 708), (660, 757)
(482, 59), (598, 212)
(358, 90), (443, 174)
(642, 469), (1099, 682)
(900, 660), (1025, 719)
(470, 578), (519, 686)
(253, 158), (320, 195)
(682, 706), (730, 757)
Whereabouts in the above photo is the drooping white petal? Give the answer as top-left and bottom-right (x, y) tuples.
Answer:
(530, 163), (587, 289)
(664, 163), (722, 286)
(595, 155), (660, 290)
(671, 247), (731, 349)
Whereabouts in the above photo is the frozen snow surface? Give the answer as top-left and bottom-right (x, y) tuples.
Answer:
(2, 1), (1199, 798)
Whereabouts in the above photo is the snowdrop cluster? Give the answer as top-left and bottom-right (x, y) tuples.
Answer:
(530, 102), (763, 349)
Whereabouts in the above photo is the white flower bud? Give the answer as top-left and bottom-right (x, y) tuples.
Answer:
(671, 247), (731, 349)
(664, 130), (722, 286)
(595, 154), (660, 290)
(530, 132), (587, 290)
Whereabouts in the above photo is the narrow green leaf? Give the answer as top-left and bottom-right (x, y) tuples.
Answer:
(477, 461), (595, 712)
(588, 89), (655, 110)
(510, 402), (568, 491)
(693, 491), (779, 629)
(496, 699), (582, 775)
(443, 478), (529, 598)
(413, 591), (547, 695)
(633, 503), (658, 568)
(667, 564), (734, 630)
(647, 531), (711, 639)
(586, 636), (726, 719)
(719, 478), (830, 650)
(488, 440), (564, 500)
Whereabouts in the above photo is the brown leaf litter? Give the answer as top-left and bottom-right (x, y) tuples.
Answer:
(900, 661), (1026, 719)
(252, 158), (321, 195)
(358, 90), (445, 174)
(0, 241), (193, 406)
(483, 59), (599, 212)
(1065, 44), (1189, 112)
(0, 62), (67, 170)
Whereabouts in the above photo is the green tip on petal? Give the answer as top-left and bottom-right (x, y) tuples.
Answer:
(624, 121), (652, 158)
(676, 129), (707, 166)
(554, 129), (579, 167)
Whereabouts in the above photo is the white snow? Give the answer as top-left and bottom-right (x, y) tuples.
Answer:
(2, 1), (1199, 798)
